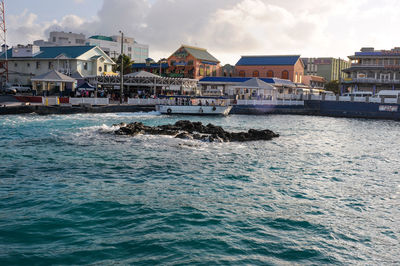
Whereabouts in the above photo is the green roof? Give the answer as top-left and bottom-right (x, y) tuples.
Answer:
(0, 45), (96, 59)
(89, 35), (113, 42)
(182, 45), (219, 63)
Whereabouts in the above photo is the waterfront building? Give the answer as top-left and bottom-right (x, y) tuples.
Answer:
(34, 31), (86, 47)
(0, 44), (115, 86)
(87, 35), (149, 63)
(234, 55), (304, 83)
(302, 75), (326, 90)
(198, 76), (295, 98)
(167, 45), (221, 80)
(34, 31), (149, 63)
(342, 47), (400, 93)
(301, 57), (350, 82)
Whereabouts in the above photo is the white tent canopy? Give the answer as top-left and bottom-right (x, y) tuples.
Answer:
(233, 78), (276, 90)
(124, 70), (160, 78)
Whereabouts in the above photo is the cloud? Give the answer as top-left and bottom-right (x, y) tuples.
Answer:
(7, 9), (52, 44)
(6, 0), (400, 64)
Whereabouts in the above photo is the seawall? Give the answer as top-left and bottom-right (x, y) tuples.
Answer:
(0, 104), (154, 115)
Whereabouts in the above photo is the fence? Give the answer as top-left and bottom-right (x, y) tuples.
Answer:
(69, 98), (109, 105)
(236, 99), (304, 106)
(127, 98), (175, 105)
(310, 94), (400, 104)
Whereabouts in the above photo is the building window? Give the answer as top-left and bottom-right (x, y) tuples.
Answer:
(99, 66), (102, 72)
(27, 63), (30, 67)
(281, 70), (289, 79)
(48, 62), (53, 69)
(239, 70), (246, 77)
(128, 47), (132, 52)
(267, 70), (274, 77)
(252, 70), (259, 77)
(14, 62), (18, 67)
(36, 62), (40, 69)
(206, 66), (211, 76)
(199, 65), (204, 76)
(84, 62), (88, 70)
(188, 60), (193, 66)
(104, 65), (108, 72)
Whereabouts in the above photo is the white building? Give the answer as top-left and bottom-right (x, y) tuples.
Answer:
(0, 44), (115, 86)
(87, 35), (149, 63)
(34, 31), (86, 47)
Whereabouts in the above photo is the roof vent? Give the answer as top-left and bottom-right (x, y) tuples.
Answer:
(360, 47), (374, 52)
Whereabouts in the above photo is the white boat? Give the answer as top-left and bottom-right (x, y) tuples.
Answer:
(157, 105), (232, 116)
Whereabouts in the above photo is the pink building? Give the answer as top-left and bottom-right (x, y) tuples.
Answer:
(235, 55), (305, 83)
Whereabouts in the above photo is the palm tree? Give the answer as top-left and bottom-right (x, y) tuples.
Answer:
(113, 54), (134, 74)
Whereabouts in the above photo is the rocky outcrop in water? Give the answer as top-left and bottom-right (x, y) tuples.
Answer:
(114, 120), (279, 142)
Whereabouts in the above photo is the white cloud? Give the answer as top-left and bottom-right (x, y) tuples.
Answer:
(6, 0), (400, 64)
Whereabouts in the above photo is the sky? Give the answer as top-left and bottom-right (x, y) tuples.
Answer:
(5, 0), (400, 65)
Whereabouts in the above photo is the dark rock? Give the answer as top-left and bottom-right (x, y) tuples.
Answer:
(175, 132), (193, 140)
(114, 120), (279, 142)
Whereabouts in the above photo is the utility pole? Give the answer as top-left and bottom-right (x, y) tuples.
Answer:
(119, 31), (124, 104)
(0, 0), (8, 84)
(338, 58), (342, 95)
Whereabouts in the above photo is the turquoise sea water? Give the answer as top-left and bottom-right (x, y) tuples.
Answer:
(0, 112), (399, 265)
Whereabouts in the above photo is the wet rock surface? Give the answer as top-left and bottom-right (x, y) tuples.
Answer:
(114, 120), (279, 142)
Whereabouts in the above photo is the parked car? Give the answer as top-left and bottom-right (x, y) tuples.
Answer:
(10, 85), (31, 93)
(1, 87), (17, 94)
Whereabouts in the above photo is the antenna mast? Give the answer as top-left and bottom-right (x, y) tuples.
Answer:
(0, 0), (8, 84)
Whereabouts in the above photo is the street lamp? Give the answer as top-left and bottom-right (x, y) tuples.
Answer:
(119, 30), (124, 104)
(159, 58), (166, 77)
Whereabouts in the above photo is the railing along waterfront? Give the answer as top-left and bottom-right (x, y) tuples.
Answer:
(236, 99), (304, 106)
(127, 98), (175, 105)
(69, 98), (109, 105)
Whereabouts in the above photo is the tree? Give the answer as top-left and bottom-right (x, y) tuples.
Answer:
(325, 80), (340, 95)
(113, 54), (134, 74)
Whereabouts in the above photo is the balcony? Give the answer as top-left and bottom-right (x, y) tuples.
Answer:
(342, 78), (400, 84)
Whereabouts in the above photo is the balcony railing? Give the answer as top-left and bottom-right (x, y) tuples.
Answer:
(350, 64), (400, 69)
(342, 78), (400, 84)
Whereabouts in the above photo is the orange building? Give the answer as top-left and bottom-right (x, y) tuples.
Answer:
(302, 75), (326, 89)
(235, 55), (305, 83)
(167, 45), (220, 79)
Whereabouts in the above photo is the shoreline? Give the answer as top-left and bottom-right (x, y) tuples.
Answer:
(1, 100), (400, 121)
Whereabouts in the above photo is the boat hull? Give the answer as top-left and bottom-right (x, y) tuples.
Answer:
(157, 105), (232, 116)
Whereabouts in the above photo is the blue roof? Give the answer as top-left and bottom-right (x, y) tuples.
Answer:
(132, 63), (169, 69)
(199, 76), (295, 86)
(0, 45), (96, 59)
(200, 77), (250, 83)
(236, 55), (300, 66)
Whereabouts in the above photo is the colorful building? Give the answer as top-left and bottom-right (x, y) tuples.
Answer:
(131, 58), (169, 76)
(167, 45), (220, 79)
(234, 55), (304, 83)
(342, 47), (400, 94)
(301, 57), (350, 82)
